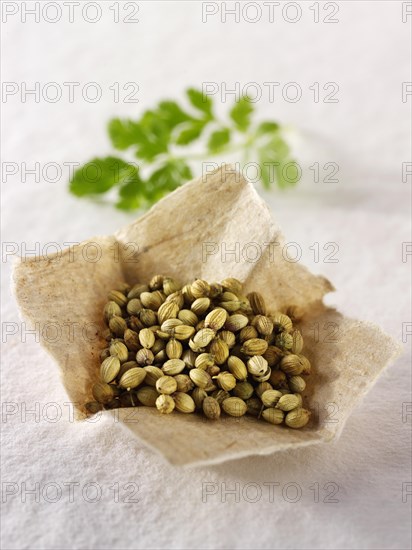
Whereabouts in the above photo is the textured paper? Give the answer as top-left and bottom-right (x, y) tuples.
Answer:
(13, 166), (401, 466)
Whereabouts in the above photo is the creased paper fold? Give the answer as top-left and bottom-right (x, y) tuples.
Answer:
(13, 166), (401, 466)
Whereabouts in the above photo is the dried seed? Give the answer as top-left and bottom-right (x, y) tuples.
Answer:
(227, 356), (248, 381)
(100, 356), (121, 383)
(203, 396), (221, 420)
(109, 341), (129, 363)
(156, 375), (178, 395)
(262, 408), (284, 425)
(162, 359), (186, 376)
(241, 338), (268, 356)
(127, 283), (149, 299)
(166, 338), (183, 359)
(107, 290), (128, 307)
(191, 279), (210, 298)
(232, 381), (254, 400)
(276, 394), (301, 411)
(127, 298), (142, 316)
(174, 374), (194, 393)
(252, 315), (274, 336)
(214, 372), (236, 391)
(143, 366), (164, 386)
(92, 382), (115, 404)
(124, 329), (140, 352)
(136, 386), (158, 407)
(209, 339), (229, 365)
(191, 297), (211, 316)
(156, 394), (175, 414)
(285, 408), (311, 428)
(157, 301), (179, 325)
(247, 356), (269, 376)
(247, 291), (266, 315)
(178, 309), (198, 327)
(173, 392), (195, 413)
(118, 367), (146, 390)
(189, 368), (212, 389)
(103, 301), (122, 321)
(109, 316), (127, 337)
(261, 389), (283, 407)
(222, 397), (247, 417)
(192, 387), (208, 409)
(288, 376), (306, 393)
(205, 307), (227, 331)
(280, 355), (304, 375)
(135, 348), (154, 366)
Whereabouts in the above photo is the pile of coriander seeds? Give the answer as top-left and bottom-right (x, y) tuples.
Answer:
(87, 276), (311, 429)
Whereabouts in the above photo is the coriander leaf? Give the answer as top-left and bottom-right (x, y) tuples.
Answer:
(175, 120), (206, 145)
(207, 128), (231, 153)
(70, 157), (138, 196)
(108, 119), (143, 150)
(186, 88), (214, 119)
(257, 121), (280, 135)
(116, 177), (146, 210)
(230, 96), (254, 132)
(133, 110), (171, 161)
(258, 135), (299, 190)
(157, 101), (194, 129)
(147, 159), (192, 202)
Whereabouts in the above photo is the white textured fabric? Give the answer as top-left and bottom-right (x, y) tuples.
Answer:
(1, 2), (411, 549)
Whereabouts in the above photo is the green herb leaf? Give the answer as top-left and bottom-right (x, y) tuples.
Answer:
(186, 88), (214, 119)
(175, 120), (206, 145)
(259, 135), (299, 190)
(157, 101), (194, 128)
(207, 128), (231, 153)
(70, 157), (139, 196)
(230, 96), (254, 132)
(147, 159), (192, 202)
(108, 119), (143, 150)
(257, 121), (280, 135)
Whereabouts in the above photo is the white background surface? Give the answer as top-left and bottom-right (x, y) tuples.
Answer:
(1, 1), (411, 549)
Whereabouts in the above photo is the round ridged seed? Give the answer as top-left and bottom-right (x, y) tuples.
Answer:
(107, 290), (128, 307)
(255, 381), (273, 397)
(202, 396), (221, 420)
(195, 353), (215, 370)
(156, 394), (175, 414)
(191, 279), (210, 298)
(118, 367), (146, 390)
(109, 341), (129, 363)
(280, 355), (304, 375)
(227, 356), (247, 380)
(193, 328), (215, 348)
(109, 316), (127, 337)
(205, 307), (227, 331)
(92, 382), (115, 404)
(103, 301), (122, 321)
(285, 408), (311, 428)
(127, 299), (142, 316)
(136, 348), (154, 366)
(215, 372), (236, 391)
(222, 397), (247, 417)
(174, 374), (194, 392)
(124, 329), (140, 351)
(232, 382), (254, 400)
(156, 375), (177, 395)
(173, 392), (195, 413)
(241, 338), (268, 356)
(189, 368), (212, 389)
(136, 386), (158, 407)
(100, 356), (121, 383)
(127, 283), (149, 299)
(225, 314), (249, 332)
(261, 389), (283, 407)
(162, 359), (186, 375)
(288, 376), (306, 393)
(209, 339), (229, 365)
(291, 329), (304, 354)
(178, 309), (198, 327)
(166, 338), (183, 359)
(191, 387), (207, 409)
(173, 325), (195, 341)
(139, 328), (155, 349)
(157, 302), (179, 325)
(247, 292), (266, 315)
(247, 356), (268, 376)
(191, 297), (210, 315)
(262, 408), (284, 425)
(276, 394), (301, 411)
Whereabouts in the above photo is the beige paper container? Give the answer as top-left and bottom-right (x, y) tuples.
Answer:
(13, 167), (401, 466)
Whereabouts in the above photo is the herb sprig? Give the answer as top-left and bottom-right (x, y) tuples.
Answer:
(69, 88), (298, 210)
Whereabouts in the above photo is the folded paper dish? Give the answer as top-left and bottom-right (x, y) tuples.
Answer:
(13, 166), (401, 466)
